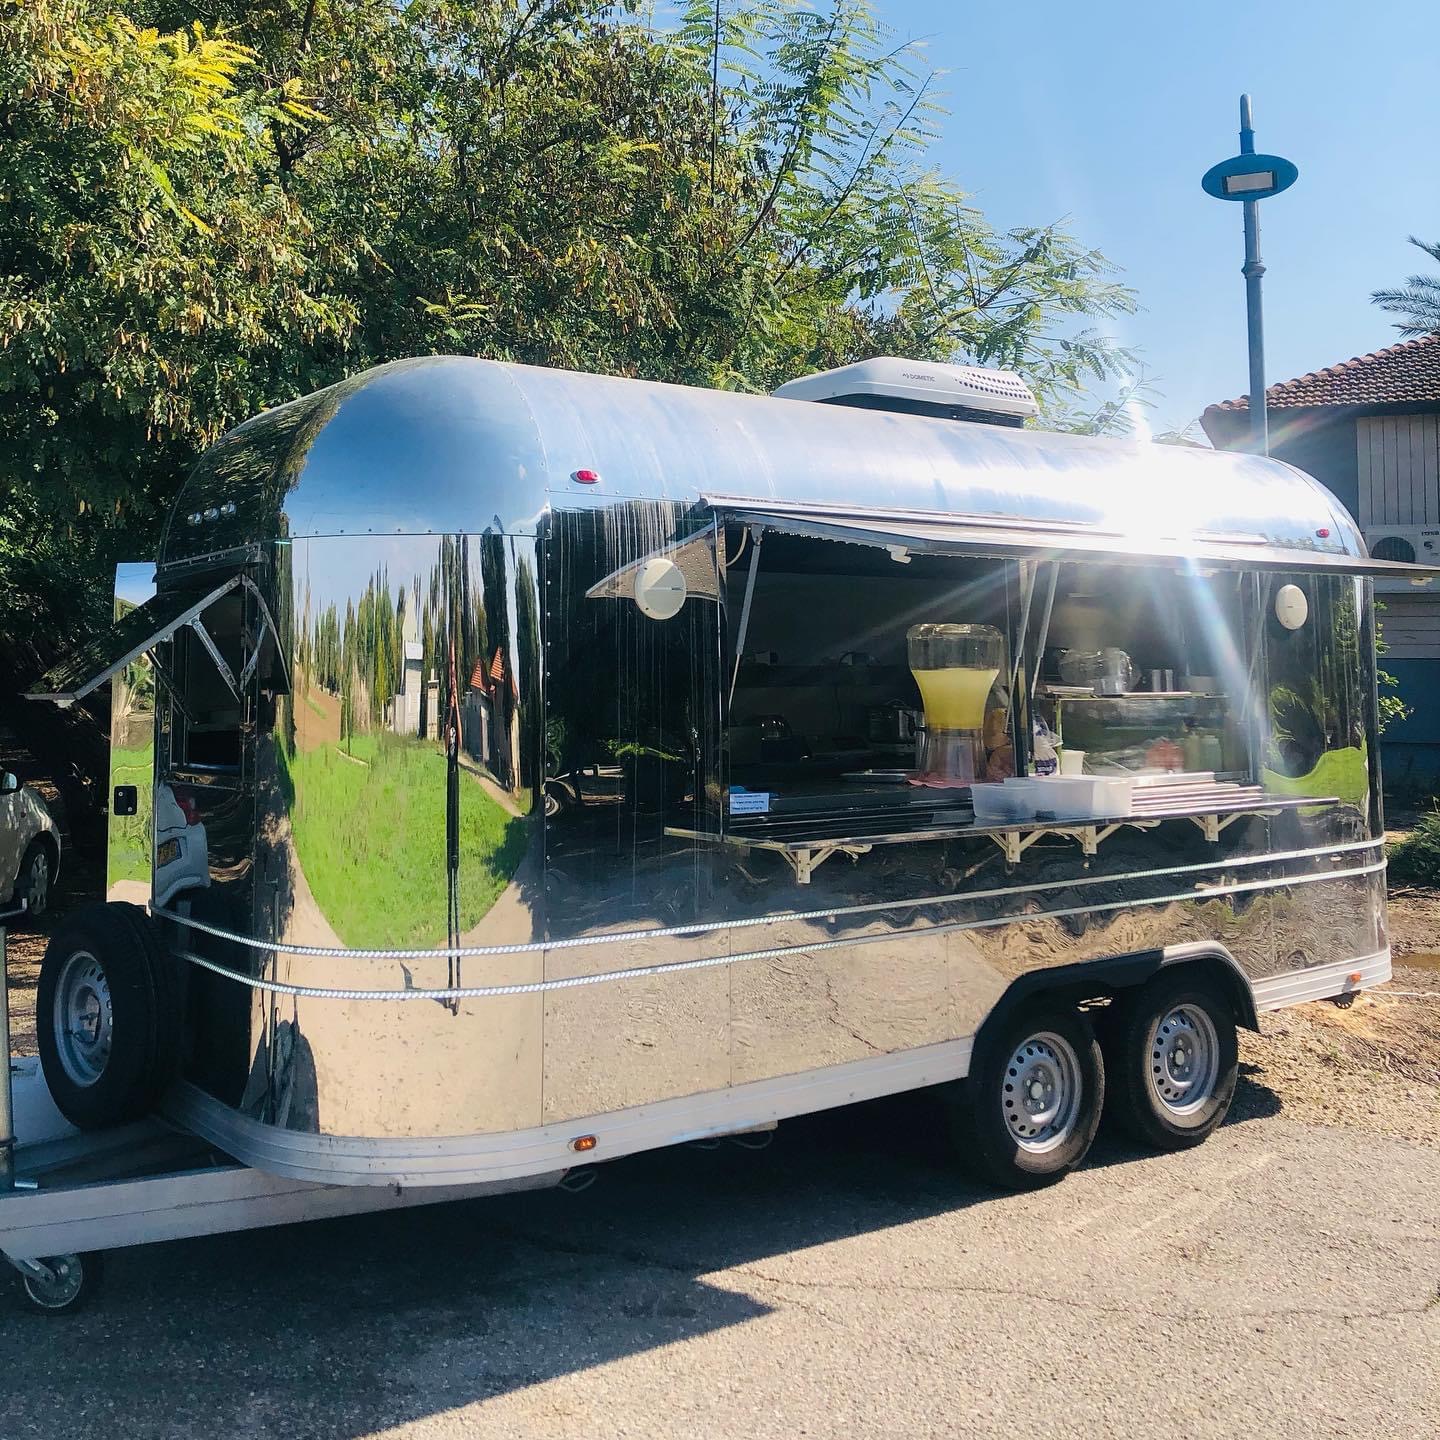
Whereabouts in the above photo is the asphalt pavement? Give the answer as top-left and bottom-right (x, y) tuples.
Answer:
(2, 1092), (1437, 1439)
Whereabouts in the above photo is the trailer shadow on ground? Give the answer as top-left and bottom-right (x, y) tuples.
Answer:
(0, 1078), (1284, 1438)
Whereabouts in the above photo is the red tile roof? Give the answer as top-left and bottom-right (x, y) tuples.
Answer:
(1205, 332), (1440, 414)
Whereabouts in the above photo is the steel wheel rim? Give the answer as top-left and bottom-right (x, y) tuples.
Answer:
(26, 850), (49, 914)
(1147, 1004), (1220, 1119)
(1001, 1030), (1083, 1154)
(52, 949), (113, 1088)
(23, 1256), (84, 1310)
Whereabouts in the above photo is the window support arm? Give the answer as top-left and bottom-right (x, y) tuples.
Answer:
(728, 525), (765, 710)
(188, 618), (240, 702)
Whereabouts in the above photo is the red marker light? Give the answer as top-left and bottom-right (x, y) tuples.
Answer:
(1315, 528), (1330, 538)
(177, 794), (202, 826)
(572, 469), (601, 486)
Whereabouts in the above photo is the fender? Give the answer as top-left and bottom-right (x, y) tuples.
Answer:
(972, 942), (1260, 1064)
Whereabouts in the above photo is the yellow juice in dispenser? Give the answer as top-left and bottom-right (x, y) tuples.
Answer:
(912, 666), (1000, 731)
(907, 623), (1006, 783)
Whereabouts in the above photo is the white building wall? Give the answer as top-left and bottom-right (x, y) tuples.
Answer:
(1358, 414), (1440, 527)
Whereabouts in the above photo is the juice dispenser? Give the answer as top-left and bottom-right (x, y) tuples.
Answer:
(908, 623), (1005, 783)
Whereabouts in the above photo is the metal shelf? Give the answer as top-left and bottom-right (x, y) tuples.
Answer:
(666, 793), (1338, 883)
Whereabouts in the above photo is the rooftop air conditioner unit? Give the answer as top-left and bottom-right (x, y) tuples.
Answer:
(772, 356), (1039, 428)
(1364, 525), (1440, 593)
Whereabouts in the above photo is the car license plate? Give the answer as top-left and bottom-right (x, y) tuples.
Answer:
(156, 838), (180, 867)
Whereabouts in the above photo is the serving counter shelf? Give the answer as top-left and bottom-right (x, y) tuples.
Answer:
(666, 791), (1339, 882)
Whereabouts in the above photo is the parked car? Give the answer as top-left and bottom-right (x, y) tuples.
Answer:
(0, 769), (61, 920)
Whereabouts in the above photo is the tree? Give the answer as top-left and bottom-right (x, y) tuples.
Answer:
(130, 0), (1138, 401)
(0, 1), (356, 684)
(3, 0), (1140, 671)
(1371, 236), (1440, 337)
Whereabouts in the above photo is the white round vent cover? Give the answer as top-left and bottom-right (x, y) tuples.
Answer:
(633, 557), (687, 619)
(1275, 583), (1308, 631)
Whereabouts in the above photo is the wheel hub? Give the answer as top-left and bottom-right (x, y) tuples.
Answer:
(22, 1255), (85, 1311)
(53, 950), (113, 1088)
(27, 853), (48, 912)
(1001, 1031), (1082, 1153)
(1149, 1005), (1220, 1117)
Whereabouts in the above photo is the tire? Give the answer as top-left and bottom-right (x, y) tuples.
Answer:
(1105, 970), (1239, 1151)
(15, 839), (53, 921)
(37, 903), (181, 1130)
(950, 1006), (1105, 1191)
(19, 1253), (102, 1316)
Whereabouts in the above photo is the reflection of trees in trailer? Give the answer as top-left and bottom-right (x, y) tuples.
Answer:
(544, 503), (722, 848)
(282, 532), (540, 808)
(1264, 576), (1368, 780)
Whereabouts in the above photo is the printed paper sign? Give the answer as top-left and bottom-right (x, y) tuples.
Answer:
(728, 790), (771, 815)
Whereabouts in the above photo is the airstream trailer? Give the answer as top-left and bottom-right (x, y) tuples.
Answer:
(5, 354), (1435, 1310)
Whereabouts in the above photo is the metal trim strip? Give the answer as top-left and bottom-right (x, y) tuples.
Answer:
(164, 1035), (978, 1187)
(152, 837), (1385, 963)
(169, 858), (1388, 1002)
(1250, 950), (1392, 1011)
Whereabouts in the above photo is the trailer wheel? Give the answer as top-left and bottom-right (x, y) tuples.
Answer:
(19, 1253), (101, 1316)
(1106, 970), (1238, 1151)
(15, 839), (53, 920)
(950, 1006), (1104, 1190)
(37, 903), (180, 1130)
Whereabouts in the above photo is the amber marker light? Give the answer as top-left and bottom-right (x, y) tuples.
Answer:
(571, 1135), (598, 1153)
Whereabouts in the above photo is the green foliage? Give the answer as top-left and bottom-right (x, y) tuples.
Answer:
(2, 0), (1140, 671)
(1387, 809), (1440, 887)
(1375, 605), (1410, 735)
(1, 3), (355, 522)
(1371, 236), (1440, 337)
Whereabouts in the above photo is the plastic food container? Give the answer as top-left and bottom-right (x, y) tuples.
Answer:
(1033, 776), (1134, 819)
(970, 783), (1037, 823)
(994, 775), (1136, 821)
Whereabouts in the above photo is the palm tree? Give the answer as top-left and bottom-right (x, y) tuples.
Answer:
(1371, 236), (1440, 336)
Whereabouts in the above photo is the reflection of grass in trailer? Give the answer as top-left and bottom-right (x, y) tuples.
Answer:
(1262, 745), (1368, 808)
(278, 734), (527, 948)
(107, 745), (153, 888)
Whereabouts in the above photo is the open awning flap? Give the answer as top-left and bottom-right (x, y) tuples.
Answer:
(25, 576), (241, 705)
(703, 496), (1440, 581)
(585, 523), (722, 603)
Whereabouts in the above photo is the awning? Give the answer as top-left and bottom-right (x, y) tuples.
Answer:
(704, 496), (1440, 581)
(26, 577), (241, 705)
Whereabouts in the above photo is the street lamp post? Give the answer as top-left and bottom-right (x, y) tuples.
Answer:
(1202, 95), (1298, 456)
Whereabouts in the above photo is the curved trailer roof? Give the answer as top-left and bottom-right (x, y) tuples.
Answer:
(26, 357), (1431, 702)
(156, 355), (1430, 577)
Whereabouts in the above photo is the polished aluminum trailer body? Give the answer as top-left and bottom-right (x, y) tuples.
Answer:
(32, 357), (1411, 1188)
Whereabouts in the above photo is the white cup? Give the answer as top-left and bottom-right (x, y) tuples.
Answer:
(1059, 749), (1086, 776)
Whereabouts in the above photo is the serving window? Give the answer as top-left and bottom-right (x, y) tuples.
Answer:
(1031, 563), (1254, 778)
(722, 528), (1026, 820)
(713, 523), (1290, 852)
(560, 498), (1389, 883)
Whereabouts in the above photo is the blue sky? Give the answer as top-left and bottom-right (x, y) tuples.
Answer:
(879, 0), (1440, 436)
